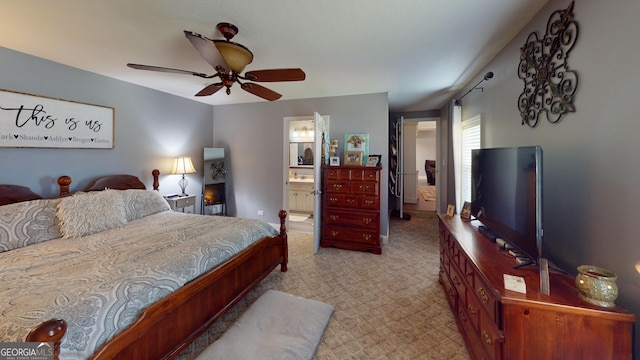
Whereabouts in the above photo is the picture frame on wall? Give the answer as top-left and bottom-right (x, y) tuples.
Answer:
(330, 156), (340, 166)
(366, 155), (381, 167)
(344, 151), (364, 166)
(344, 134), (369, 161)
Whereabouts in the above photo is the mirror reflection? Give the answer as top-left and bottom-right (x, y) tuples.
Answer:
(290, 142), (314, 166)
(203, 148), (226, 215)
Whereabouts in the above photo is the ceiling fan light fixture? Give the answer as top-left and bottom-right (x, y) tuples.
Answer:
(214, 40), (253, 73)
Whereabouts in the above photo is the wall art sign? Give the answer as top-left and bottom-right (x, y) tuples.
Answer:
(518, 1), (578, 127)
(0, 89), (114, 149)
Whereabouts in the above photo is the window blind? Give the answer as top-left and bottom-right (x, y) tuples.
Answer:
(460, 116), (481, 204)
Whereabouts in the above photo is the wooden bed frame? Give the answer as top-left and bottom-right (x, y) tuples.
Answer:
(6, 170), (288, 360)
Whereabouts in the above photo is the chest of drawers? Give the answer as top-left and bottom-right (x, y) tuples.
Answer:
(438, 214), (635, 360)
(321, 166), (381, 254)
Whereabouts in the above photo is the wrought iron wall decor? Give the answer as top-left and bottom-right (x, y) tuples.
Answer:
(209, 160), (226, 184)
(518, 1), (578, 127)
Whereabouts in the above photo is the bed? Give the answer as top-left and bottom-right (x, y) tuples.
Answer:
(0, 170), (288, 360)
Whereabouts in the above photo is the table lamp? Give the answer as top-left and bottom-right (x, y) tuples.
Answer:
(171, 156), (197, 195)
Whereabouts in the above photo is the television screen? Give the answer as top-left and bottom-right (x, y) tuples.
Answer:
(471, 146), (543, 265)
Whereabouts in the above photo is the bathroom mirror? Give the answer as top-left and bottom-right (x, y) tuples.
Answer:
(289, 142), (314, 167)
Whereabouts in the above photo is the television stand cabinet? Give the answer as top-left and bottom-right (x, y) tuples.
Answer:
(438, 214), (635, 360)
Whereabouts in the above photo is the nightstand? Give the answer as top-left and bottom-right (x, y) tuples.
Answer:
(164, 194), (196, 213)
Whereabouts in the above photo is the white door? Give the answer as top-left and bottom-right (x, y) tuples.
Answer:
(313, 112), (328, 253)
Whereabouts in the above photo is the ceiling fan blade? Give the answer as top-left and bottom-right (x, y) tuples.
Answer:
(244, 68), (306, 82)
(127, 63), (210, 78)
(184, 31), (229, 70)
(195, 83), (224, 97)
(241, 83), (282, 101)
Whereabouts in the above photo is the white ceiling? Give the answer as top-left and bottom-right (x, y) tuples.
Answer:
(0, 0), (549, 112)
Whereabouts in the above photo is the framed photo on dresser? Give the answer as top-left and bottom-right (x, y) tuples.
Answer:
(460, 201), (472, 220)
(366, 155), (381, 167)
(344, 151), (363, 166)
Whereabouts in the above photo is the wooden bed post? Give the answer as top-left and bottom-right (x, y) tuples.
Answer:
(278, 210), (288, 272)
(26, 319), (66, 360)
(57, 176), (71, 196)
(152, 169), (160, 191)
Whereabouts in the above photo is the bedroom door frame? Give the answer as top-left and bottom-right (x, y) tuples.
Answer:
(282, 114), (328, 253)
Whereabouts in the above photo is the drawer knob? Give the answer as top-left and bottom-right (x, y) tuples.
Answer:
(467, 304), (477, 315)
(459, 311), (466, 322)
(362, 234), (372, 240)
(333, 184), (343, 190)
(477, 286), (489, 304)
(330, 215), (339, 221)
(482, 330), (492, 345)
(359, 185), (370, 191)
(363, 217), (372, 224)
(364, 200), (373, 205)
(347, 199), (355, 204)
(330, 230), (339, 236)
(466, 270), (474, 277)
(329, 197), (338, 203)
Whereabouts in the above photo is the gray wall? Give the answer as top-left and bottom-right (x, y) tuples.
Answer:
(440, 0), (640, 355)
(212, 93), (390, 236)
(0, 46), (213, 208)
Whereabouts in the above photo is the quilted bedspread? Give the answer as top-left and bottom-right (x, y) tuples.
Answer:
(0, 211), (278, 359)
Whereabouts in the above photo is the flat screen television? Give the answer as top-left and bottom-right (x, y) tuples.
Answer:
(470, 146), (543, 267)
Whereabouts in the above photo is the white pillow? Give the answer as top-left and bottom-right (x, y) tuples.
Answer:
(119, 189), (171, 221)
(56, 189), (127, 238)
(0, 198), (62, 252)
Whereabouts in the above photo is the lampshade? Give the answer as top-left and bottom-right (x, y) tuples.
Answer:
(171, 156), (196, 196)
(171, 156), (197, 175)
(214, 40), (253, 73)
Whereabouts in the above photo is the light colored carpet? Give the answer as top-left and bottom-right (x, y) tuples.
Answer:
(195, 290), (333, 360)
(418, 185), (436, 202)
(177, 213), (470, 359)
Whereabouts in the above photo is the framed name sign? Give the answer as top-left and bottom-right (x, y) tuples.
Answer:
(0, 89), (114, 149)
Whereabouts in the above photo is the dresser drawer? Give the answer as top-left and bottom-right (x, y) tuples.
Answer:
(323, 226), (379, 245)
(360, 195), (378, 209)
(474, 276), (498, 325)
(465, 287), (482, 332)
(325, 209), (379, 230)
(325, 168), (354, 180)
(449, 261), (466, 304)
(175, 196), (195, 208)
(334, 194), (378, 209)
(325, 180), (350, 194)
(350, 169), (378, 180)
(325, 194), (342, 207)
(440, 247), (450, 276)
(351, 181), (377, 195)
(478, 309), (504, 360)
(441, 272), (457, 312)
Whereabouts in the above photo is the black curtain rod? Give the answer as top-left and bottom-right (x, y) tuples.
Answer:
(454, 72), (494, 105)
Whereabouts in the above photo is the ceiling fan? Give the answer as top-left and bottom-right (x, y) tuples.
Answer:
(127, 22), (305, 101)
